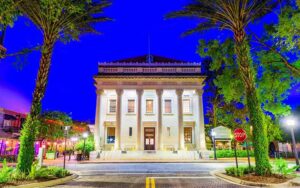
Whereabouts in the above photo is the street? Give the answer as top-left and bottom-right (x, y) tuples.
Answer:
(50, 162), (248, 188)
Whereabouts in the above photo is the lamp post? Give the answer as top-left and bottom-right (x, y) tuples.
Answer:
(63, 126), (71, 169)
(211, 131), (217, 160)
(82, 132), (88, 160)
(285, 117), (299, 169)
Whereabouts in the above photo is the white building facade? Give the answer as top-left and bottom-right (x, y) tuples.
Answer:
(94, 55), (206, 156)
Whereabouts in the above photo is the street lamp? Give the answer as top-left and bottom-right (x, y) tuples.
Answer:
(211, 131), (217, 160)
(63, 126), (71, 169)
(285, 116), (299, 169)
(82, 132), (88, 160)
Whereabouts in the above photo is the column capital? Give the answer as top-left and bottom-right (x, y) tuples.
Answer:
(156, 89), (163, 97)
(96, 89), (104, 95)
(195, 89), (204, 96)
(116, 89), (124, 96)
(176, 89), (184, 96)
(136, 89), (144, 96)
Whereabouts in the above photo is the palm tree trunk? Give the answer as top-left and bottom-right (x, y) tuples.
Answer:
(234, 31), (271, 175)
(17, 36), (55, 173)
(0, 26), (7, 45)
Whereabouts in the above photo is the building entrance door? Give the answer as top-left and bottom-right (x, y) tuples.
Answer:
(144, 127), (155, 150)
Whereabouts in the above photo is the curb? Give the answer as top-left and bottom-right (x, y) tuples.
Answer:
(210, 170), (294, 187)
(14, 173), (78, 188)
(78, 160), (251, 164)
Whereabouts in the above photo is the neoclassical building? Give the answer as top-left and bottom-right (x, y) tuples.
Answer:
(94, 55), (206, 155)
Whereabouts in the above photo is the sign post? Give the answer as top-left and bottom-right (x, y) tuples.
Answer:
(234, 140), (238, 169)
(233, 128), (247, 169)
(245, 141), (251, 168)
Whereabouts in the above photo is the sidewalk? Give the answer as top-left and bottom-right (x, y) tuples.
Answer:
(1, 157), (299, 166)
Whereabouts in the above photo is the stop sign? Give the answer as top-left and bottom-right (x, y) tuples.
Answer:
(234, 128), (247, 142)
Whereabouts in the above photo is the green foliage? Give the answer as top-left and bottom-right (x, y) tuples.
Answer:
(0, 155), (17, 163)
(0, 0), (19, 29)
(17, 116), (39, 174)
(210, 150), (254, 158)
(226, 166), (255, 177)
(199, 39), (285, 142)
(29, 162), (70, 179)
(16, 0), (112, 42)
(16, 0), (111, 173)
(47, 166), (70, 178)
(75, 135), (94, 154)
(272, 158), (299, 177)
(225, 166), (255, 177)
(10, 170), (30, 181)
(0, 159), (14, 183)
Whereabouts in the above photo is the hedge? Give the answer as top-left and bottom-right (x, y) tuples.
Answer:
(210, 150), (254, 158)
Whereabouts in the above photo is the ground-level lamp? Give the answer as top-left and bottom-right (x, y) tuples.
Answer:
(285, 117), (299, 169)
(211, 130), (217, 160)
(82, 132), (89, 160)
(63, 126), (71, 169)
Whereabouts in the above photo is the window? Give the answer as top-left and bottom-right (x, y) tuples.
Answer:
(167, 127), (171, 136)
(146, 99), (154, 113)
(128, 100), (135, 113)
(164, 99), (172, 113)
(109, 99), (116, 113)
(183, 99), (191, 114)
(129, 127), (132, 136)
(107, 127), (115, 144)
(184, 127), (192, 144)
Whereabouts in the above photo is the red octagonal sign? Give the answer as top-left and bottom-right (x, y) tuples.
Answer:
(234, 128), (247, 142)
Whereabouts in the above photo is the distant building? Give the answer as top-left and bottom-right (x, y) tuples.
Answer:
(0, 108), (27, 156)
(0, 108), (27, 134)
(93, 55), (206, 155)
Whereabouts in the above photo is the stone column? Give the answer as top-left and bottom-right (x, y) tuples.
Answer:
(176, 89), (184, 150)
(196, 89), (206, 150)
(136, 89), (144, 150)
(94, 89), (104, 151)
(156, 89), (163, 150)
(115, 89), (123, 150)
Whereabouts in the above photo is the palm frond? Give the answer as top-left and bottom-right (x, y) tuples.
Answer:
(166, 0), (280, 36)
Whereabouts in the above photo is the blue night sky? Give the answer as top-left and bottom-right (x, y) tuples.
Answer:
(0, 0), (299, 122)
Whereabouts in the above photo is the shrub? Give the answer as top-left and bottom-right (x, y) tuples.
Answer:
(0, 155), (17, 163)
(272, 158), (299, 177)
(0, 159), (14, 183)
(210, 150), (254, 158)
(75, 135), (94, 154)
(225, 166), (255, 177)
(29, 161), (70, 180)
(47, 166), (70, 178)
(10, 169), (30, 181)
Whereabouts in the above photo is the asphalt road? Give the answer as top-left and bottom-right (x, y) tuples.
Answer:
(50, 163), (249, 188)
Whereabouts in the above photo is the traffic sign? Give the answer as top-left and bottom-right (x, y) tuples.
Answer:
(234, 128), (247, 142)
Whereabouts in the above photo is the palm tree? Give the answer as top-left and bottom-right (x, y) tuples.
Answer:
(0, 0), (18, 57)
(14, 0), (111, 173)
(167, 0), (279, 175)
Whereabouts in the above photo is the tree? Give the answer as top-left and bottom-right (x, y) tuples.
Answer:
(199, 38), (294, 141)
(15, 0), (111, 173)
(167, 0), (280, 175)
(38, 111), (73, 142)
(0, 0), (18, 57)
(252, 1), (300, 76)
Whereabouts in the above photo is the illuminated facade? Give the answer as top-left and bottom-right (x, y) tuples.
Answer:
(94, 55), (206, 155)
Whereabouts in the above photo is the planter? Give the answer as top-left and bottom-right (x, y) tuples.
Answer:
(211, 170), (293, 187)
(46, 152), (56, 160)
